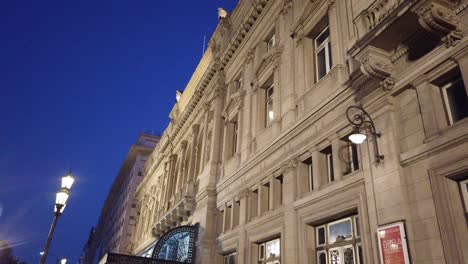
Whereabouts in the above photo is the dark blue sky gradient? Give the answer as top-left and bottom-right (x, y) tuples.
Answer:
(0, 1), (237, 263)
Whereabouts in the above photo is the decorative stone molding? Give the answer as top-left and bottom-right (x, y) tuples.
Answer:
(416, 1), (463, 47)
(355, 46), (395, 90)
(278, 157), (298, 175)
(280, 0), (293, 15)
(246, 47), (255, 64)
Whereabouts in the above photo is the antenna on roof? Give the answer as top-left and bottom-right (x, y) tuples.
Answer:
(202, 35), (206, 56)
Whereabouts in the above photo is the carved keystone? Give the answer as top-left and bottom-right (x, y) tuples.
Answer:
(356, 46), (395, 90)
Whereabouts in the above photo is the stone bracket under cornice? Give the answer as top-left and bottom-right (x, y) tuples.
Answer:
(415, 1), (464, 47)
(355, 46), (395, 91)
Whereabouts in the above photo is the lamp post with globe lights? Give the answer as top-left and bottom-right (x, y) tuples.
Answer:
(39, 170), (75, 264)
(346, 105), (384, 163)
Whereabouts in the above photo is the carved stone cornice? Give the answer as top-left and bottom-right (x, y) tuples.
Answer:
(355, 46), (395, 91)
(416, 1), (463, 47)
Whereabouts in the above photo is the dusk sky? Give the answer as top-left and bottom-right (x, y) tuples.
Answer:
(0, 1), (237, 263)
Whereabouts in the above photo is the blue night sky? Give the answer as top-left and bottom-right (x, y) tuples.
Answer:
(0, 1), (237, 263)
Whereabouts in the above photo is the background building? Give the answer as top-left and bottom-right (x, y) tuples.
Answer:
(82, 133), (160, 263)
(127, 0), (467, 263)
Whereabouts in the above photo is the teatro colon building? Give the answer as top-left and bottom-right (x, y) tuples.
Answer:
(103, 0), (468, 263)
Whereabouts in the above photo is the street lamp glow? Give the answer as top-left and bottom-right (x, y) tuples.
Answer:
(61, 173), (75, 189)
(40, 252), (44, 256)
(349, 127), (367, 144)
(61, 258), (67, 264)
(55, 188), (70, 207)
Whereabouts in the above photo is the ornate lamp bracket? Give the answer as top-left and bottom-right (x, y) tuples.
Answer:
(346, 105), (384, 163)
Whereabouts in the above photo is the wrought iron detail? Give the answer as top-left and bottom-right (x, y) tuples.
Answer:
(346, 105), (384, 163)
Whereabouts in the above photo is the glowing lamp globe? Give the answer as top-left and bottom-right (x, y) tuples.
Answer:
(349, 128), (367, 144)
(61, 173), (75, 190)
(55, 188), (70, 207)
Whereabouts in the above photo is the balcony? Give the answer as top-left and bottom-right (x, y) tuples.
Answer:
(351, 0), (464, 56)
(150, 182), (195, 239)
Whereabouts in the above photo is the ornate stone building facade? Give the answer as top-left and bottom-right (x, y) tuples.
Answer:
(132, 0), (468, 263)
(85, 133), (160, 263)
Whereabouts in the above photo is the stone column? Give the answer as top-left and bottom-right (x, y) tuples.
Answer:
(331, 136), (344, 181)
(414, 78), (447, 137)
(208, 74), (227, 184)
(175, 141), (188, 196)
(279, 0), (296, 127)
(200, 103), (210, 171)
(188, 124), (200, 183)
(242, 52), (254, 161)
(282, 159), (298, 263)
(328, 0), (344, 67)
(272, 56), (282, 136)
(312, 148), (326, 189)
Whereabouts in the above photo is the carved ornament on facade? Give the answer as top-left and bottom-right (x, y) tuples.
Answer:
(417, 1), (463, 47)
(356, 46), (395, 91)
(280, 0), (293, 15)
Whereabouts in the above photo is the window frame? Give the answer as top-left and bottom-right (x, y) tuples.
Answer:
(232, 120), (239, 155)
(440, 77), (467, 125)
(460, 179), (468, 214)
(258, 238), (281, 264)
(223, 252), (237, 264)
(327, 217), (353, 244)
(314, 26), (332, 81)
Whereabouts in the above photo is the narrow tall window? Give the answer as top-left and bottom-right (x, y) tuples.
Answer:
(441, 77), (468, 125)
(232, 121), (238, 155)
(266, 84), (274, 126)
(342, 137), (359, 175)
(314, 26), (332, 81)
(267, 33), (276, 52)
(321, 146), (334, 183)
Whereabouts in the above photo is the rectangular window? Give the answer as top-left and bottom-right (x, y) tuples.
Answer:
(266, 84), (274, 126)
(223, 252), (237, 264)
(314, 215), (362, 264)
(272, 175), (283, 208)
(258, 238), (281, 264)
(441, 77), (468, 125)
(321, 146), (334, 183)
(303, 157), (314, 191)
(232, 201), (240, 228)
(232, 121), (238, 155)
(261, 182), (270, 214)
(267, 33), (276, 52)
(342, 136), (360, 175)
(250, 189), (259, 219)
(314, 26), (332, 81)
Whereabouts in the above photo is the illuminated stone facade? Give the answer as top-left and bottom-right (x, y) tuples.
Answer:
(132, 0), (468, 263)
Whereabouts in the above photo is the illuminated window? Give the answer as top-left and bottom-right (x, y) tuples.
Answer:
(258, 238), (280, 264)
(266, 84), (274, 126)
(315, 216), (362, 264)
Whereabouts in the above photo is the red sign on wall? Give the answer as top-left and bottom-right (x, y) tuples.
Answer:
(377, 222), (410, 264)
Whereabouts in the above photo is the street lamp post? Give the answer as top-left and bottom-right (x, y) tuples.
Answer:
(39, 171), (75, 264)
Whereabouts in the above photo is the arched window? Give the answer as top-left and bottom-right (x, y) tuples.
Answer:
(151, 225), (198, 263)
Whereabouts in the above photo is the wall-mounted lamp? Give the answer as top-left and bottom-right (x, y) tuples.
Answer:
(346, 105), (384, 163)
